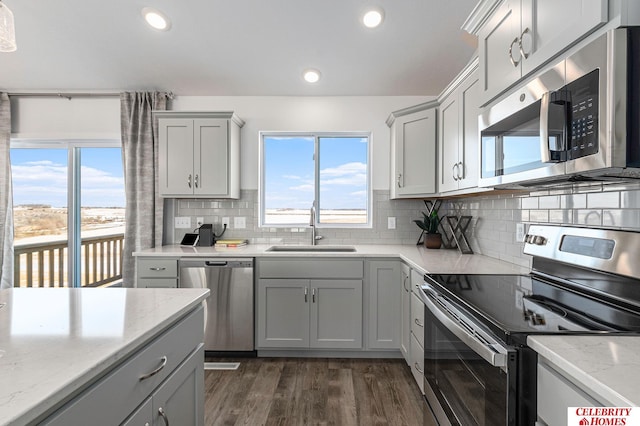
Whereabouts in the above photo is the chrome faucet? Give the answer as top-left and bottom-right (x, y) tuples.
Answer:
(309, 204), (323, 245)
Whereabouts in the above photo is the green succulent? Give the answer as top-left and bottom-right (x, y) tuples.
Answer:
(414, 210), (441, 234)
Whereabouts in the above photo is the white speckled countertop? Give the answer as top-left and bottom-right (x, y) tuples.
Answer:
(134, 244), (530, 275)
(528, 336), (640, 407)
(0, 287), (209, 426)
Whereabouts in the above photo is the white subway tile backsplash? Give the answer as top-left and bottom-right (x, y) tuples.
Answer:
(587, 191), (620, 209)
(539, 195), (560, 209)
(521, 197), (539, 209)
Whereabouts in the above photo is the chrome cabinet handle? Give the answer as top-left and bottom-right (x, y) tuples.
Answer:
(312, 288), (316, 303)
(519, 27), (530, 59)
(414, 362), (424, 374)
(139, 356), (168, 380)
(194, 174), (199, 188)
(158, 407), (170, 426)
(452, 163), (459, 181)
(187, 174), (192, 188)
(403, 274), (409, 292)
(457, 161), (464, 180)
(508, 37), (520, 67)
(397, 173), (402, 188)
(414, 318), (424, 327)
(149, 267), (166, 271)
(304, 287), (308, 303)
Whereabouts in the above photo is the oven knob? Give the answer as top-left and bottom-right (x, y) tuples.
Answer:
(525, 234), (533, 243)
(534, 236), (546, 245)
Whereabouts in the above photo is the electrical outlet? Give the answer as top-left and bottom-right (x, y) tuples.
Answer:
(387, 217), (396, 229)
(196, 217), (204, 227)
(516, 223), (527, 242)
(222, 217), (230, 228)
(234, 217), (246, 229)
(175, 217), (191, 229)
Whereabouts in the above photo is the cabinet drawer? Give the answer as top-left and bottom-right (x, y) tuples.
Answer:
(258, 259), (363, 279)
(410, 269), (423, 296)
(410, 332), (425, 394)
(138, 278), (179, 288)
(537, 361), (601, 426)
(138, 258), (178, 278)
(43, 307), (204, 426)
(410, 292), (425, 348)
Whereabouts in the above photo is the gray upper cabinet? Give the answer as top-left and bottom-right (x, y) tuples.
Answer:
(474, 0), (607, 105)
(387, 103), (438, 199)
(156, 111), (244, 199)
(438, 60), (480, 193)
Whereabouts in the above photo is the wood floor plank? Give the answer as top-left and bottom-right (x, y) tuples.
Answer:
(204, 358), (434, 426)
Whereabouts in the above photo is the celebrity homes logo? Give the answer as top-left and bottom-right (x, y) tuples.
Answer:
(568, 407), (639, 425)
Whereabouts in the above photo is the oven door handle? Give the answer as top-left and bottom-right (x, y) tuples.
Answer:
(420, 284), (509, 368)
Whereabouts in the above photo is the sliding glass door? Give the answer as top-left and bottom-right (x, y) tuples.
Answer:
(10, 140), (125, 288)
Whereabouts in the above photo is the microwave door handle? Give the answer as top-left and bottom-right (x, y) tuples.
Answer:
(420, 286), (507, 368)
(539, 91), (552, 163)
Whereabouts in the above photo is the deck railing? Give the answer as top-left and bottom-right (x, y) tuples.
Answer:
(13, 233), (124, 288)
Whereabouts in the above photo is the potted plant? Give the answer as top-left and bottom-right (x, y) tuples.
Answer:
(414, 210), (442, 249)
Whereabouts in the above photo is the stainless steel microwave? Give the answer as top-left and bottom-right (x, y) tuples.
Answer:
(478, 28), (640, 188)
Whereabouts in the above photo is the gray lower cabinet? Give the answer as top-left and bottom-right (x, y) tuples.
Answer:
(367, 260), (401, 350)
(256, 258), (364, 350)
(400, 263), (411, 363)
(42, 307), (204, 426)
(136, 257), (179, 288)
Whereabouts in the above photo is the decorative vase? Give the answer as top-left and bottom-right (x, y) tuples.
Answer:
(424, 233), (442, 249)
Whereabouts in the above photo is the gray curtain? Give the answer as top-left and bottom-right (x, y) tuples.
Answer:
(120, 92), (169, 286)
(0, 93), (13, 289)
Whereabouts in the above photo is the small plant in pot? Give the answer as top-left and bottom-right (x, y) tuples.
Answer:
(414, 210), (442, 249)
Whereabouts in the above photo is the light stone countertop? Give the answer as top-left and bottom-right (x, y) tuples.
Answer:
(134, 244), (530, 275)
(0, 287), (209, 426)
(528, 335), (640, 407)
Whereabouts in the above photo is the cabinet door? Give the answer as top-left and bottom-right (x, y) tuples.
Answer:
(438, 93), (460, 193)
(394, 108), (437, 197)
(122, 397), (152, 426)
(152, 345), (204, 426)
(310, 280), (363, 349)
(520, 0), (607, 75)
(478, 0), (523, 104)
(410, 333), (425, 395)
(400, 264), (411, 363)
(158, 118), (195, 196)
(367, 261), (401, 349)
(458, 72), (480, 190)
(193, 119), (229, 197)
(257, 279), (310, 348)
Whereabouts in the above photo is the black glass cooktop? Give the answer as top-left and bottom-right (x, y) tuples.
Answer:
(424, 273), (640, 345)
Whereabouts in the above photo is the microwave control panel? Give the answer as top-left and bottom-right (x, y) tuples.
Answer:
(568, 69), (599, 160)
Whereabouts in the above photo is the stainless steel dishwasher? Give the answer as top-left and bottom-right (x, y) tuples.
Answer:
(179, 258), (254, 353)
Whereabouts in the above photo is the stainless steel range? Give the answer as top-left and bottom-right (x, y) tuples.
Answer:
(420, 224), (640, 425)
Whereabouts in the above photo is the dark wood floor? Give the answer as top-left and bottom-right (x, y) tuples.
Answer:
(204, 358), (436, 426)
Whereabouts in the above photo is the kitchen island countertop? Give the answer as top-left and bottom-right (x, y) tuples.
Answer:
(528, 335), (640, 407)
(134, 244), (530, 275)
(0, 287), (209, 425)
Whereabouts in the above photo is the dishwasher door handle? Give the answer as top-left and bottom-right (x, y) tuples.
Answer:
(204, 261), (228, 267)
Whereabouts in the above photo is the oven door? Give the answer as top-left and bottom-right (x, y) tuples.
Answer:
(420, 283), (517, 426)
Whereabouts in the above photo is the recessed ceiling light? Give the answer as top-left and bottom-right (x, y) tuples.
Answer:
(142, 7), (171, 31)
(303, 69), (321, 83)
(362, 8), (384, 28)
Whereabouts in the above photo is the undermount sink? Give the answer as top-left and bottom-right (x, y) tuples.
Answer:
(266, 245), (357, 253)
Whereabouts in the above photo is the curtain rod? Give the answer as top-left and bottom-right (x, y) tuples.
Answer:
(7, 92), (174, 100)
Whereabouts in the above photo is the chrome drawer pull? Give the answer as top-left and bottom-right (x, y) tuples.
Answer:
(158, 407), (170, 426)
(414, 318), (423, 327)
(149, 267), (167, 271)
(139, 356), (168, 380)
(414, 362), (424, 374)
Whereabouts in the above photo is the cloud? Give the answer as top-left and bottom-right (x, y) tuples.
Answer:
(282, 174), (302, 180)
(320, 162), (366, 177)
(350, 190), (367, 197)
(289, 184), (314, 192)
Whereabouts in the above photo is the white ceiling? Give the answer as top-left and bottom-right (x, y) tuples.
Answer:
(0, 0), (479, 96)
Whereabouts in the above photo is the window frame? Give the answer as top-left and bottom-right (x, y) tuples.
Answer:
(259, 131), (372, 229)
(10, 138), (122, 287)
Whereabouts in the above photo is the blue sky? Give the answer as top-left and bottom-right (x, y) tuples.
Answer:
(10, 148), (125, 208)
(264, 136), (368, 210)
